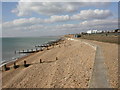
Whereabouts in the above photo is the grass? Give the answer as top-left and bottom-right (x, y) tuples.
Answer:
(79, 33), (119, 44)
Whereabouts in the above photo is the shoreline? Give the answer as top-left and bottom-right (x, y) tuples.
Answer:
(1, 37), (64, 68)
(2, 38), (96, 88)
(2, 37), (118, 88)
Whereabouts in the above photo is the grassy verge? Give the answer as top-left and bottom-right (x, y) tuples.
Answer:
(79, 34), (119, 44)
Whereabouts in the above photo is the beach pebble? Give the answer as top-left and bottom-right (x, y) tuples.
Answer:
(86, 78), (89, 81)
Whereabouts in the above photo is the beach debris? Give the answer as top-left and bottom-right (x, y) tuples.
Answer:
(40, 59), (42, 63)
(4, 64), (10, 71)
(56, 57), (58, 60)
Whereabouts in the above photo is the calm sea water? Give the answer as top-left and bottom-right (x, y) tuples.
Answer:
(1, 36), (59, 64)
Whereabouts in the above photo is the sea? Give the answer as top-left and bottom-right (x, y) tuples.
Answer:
(0, 36), (59, 66)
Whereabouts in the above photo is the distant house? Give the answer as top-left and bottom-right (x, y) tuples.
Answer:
(86, 30), (102, 34)
(87, 30), (92, 34)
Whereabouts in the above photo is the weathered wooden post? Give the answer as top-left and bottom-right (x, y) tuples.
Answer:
(40, 59), (42, 63)
(14, 62), (17, 69)
(4, 64), (9, 71)
(56, 57), (58, 60)
(41, 48), (43, 51)
(47, 46), (49, 50)
(24, 60), (27, 67)
(4, 64), (7, 71)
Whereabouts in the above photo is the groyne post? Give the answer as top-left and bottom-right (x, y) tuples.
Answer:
(40, 59), (42, 63)
(47, 46), (49, 50)
(56, 57), (58, 60)
(24, 61), (27, 67)
(14, 62), (16, 69)
(13, 62), (19, 69)
(4, 64), (9, 71)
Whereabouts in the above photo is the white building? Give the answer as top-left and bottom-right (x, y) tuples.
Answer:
(87, 30), (102, 34)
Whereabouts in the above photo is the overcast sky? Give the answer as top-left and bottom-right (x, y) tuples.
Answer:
(1, 0), (119, 37)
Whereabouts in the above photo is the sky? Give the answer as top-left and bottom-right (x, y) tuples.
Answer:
(1, 0), (119, 37)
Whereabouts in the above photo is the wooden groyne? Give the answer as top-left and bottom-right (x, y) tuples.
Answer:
(35, 38), (64, 48)
(15, 48), (42, 54)
(15, 38), (64, 54)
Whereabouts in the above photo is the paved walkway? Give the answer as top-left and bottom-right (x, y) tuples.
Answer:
(64, 38), (110, 88)
(72, 38), (110, 88)
(89, 46), (110, 88)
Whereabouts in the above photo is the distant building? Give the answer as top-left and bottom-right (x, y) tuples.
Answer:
(74, 34), (81, 38)
(87, 30), (102, 34)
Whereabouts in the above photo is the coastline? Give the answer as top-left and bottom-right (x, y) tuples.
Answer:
(1, 37), (63, 68)
(1, 37), (118, 88)
(2, 37), (96, 88)
(1, 36), (62, 67)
